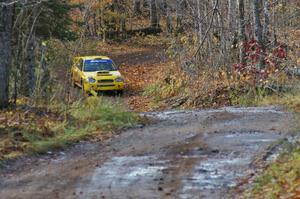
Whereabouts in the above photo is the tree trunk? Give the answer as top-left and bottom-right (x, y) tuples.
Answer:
(253, 0), (263, 45)
(133, 0), (141, 16)
(228, 0), (237, 30)
(143, 0), (149, 8)
(176, 0), (183, 32)
(263, 1), (270, 46)
(165, 0), (172, 33)
(252, 0), (265, 69)
(25, 34), (36, 95)
(92, 13), (98, 37)
(0, 3), (13, 108)
(20, 8), (37, 96)
(271, 2), (277, 46)
(237, 0), (247, 65)
(36, 42), (50, 98)
(150, 0), (159, 28)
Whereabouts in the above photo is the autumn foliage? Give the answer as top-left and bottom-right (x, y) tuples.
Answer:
(233, 39), (288, 87)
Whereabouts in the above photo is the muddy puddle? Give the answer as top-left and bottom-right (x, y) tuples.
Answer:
(76, 156), (168, 199)
(74, 131), (282, 199)
(75, 106), (286, 199)
(177, 131), (282, 199)
(0, 107), (293, 199)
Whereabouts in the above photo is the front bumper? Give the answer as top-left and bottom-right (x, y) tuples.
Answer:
(86, 82), (125, 91)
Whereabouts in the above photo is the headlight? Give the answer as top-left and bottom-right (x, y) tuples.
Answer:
(88, 77), (96, 83)
(115, 77), (124, 82)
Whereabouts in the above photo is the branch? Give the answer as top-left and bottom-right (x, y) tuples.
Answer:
(194, 0), (219, 57)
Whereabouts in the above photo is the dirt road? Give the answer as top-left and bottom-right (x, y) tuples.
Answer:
(0, 106), (294, 199)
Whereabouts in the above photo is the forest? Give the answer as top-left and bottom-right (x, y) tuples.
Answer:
(0, 0), (300, 198)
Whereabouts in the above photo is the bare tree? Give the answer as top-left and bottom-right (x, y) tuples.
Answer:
(228, 0), (237, 30)
(237, 0), (247, 65)
(263, 0), (270, 45)
(20, 6), (39, 96)
(176, 0), (183, 32)
(133, 0), (142, 15)
(150, 0), (159, 28)
(0, 2), (13, 108)
(159, 0), (172, 33)
(165, 0), (172, 33)
(252, 0), (265, 68)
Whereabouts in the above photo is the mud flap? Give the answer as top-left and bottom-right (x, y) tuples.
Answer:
(90, 89), (98, 97)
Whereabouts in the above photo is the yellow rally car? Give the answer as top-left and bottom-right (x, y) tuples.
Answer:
(71, 56), (124, 95)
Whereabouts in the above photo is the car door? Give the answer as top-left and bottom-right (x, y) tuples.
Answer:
(78, 59), (85, 86)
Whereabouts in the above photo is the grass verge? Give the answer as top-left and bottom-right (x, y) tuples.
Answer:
(0, 97), (138, 164)
(243, 91), (300, 198)
(246, 142), (300, 198)
(258, 91), (300, 113)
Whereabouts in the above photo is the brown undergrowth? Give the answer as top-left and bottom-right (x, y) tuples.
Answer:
(143, 29), (300, 111)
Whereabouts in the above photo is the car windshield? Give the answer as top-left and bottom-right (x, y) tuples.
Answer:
(84, 59), (116, 72)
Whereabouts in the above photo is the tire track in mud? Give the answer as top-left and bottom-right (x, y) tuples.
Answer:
(0, 107), (294, 199)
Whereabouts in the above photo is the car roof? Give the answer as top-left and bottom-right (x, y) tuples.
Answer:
(75, 56), (111, 60)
